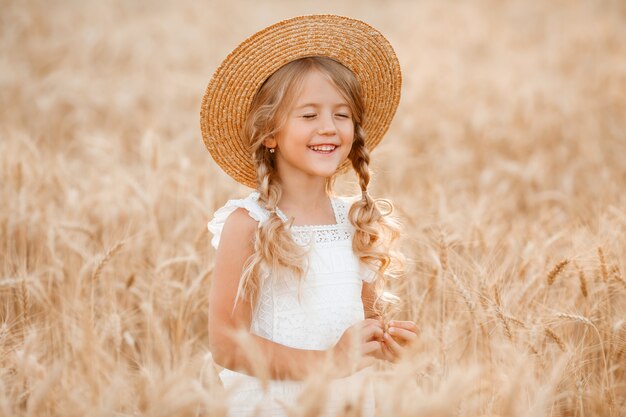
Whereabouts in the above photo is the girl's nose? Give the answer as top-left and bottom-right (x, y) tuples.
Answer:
(317, 113), (337, 136)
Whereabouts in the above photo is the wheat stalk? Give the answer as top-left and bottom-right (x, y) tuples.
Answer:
(615, 341), (626, 363)
(108, 313), (122, 353)
(557, 312), (610, 395)
(491, 284), (516, 340)
(438, 234), (449, 272)
(576, 378), (585, 416)
(415, 265), (437, 322)
(478, 278), (490, 311)
(555, 313), (594, 326)
(91, 240), (125, 283)
(90, 241), (125, 323)
(504, 313), (527, 328)
(527, 342), (539, 355)
(449, 271), (476, 316)
(610, 265), (626, 291)
(545, 327), (566, 352)
(547, 259), (569, 286)
(494, 286), (502, 307)
(597, 247), (608, 283)
(574, 262), (588, 297)
(18, 277), (31, 332)
(495, 305), (514, 342)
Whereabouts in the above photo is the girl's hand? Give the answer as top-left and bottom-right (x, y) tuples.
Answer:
(381, 320), (418, 362)
(332, 318), (384, 375)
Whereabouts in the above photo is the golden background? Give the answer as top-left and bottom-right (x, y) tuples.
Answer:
(1, 0), (625, 415)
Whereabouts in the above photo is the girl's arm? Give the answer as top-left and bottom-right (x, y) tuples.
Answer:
(209, 208), (382, 380)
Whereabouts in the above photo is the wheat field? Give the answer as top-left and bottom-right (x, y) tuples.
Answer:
(1, 0), (625, 416)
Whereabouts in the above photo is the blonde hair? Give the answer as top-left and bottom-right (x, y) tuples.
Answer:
(236, 56), (401, 308)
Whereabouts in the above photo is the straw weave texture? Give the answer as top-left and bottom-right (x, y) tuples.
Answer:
(200, 14), (402, 188)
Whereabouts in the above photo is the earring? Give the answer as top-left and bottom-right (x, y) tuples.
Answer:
(269, 148), (275, 154)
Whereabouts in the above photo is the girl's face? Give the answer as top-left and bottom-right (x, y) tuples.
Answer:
(265, 69), (355, 182)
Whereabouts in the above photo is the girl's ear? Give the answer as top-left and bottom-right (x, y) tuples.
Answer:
(263, 136), (277, 149)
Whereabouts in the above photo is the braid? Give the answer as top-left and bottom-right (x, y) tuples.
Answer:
(255, 149), (281, 213)
(348, 126), (401, 284)
(235, 147), (307, 308)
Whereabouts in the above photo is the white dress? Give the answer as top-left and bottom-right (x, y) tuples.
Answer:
(208, 192), (376, 417)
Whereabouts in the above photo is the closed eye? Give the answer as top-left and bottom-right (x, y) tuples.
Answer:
(302, 114), (317, 119)
(336, 113), (351, 119)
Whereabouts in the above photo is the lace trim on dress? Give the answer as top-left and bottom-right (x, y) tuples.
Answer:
(280, 196), (352, 245)
(291, 228), (353, 246)
(207, 193), (354, 249)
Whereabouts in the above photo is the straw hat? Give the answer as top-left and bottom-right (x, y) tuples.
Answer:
(200, 14), (402, 189)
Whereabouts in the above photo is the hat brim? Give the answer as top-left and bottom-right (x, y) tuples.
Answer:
(200, 14), (402, 189)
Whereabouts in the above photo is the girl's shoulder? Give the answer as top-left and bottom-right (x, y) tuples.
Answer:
(207, 192), (268, 249)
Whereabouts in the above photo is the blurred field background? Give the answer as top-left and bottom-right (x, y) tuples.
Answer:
(1, 0), (626, 416)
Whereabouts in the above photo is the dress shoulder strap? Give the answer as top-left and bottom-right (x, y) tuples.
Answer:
(207, 192), (268, 249)
(333, 194), (361, 225)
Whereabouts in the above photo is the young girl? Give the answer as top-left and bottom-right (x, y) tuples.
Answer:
(201, 15), (418, 417)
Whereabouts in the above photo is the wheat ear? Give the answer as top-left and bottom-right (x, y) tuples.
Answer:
(597, 247), (608, 282)
(18, 277), (31, 332)
(610, 265), (626, 291)
(91, 240), (125, 283)
(547, 259), (569, 285)
(90, 240), (125, 323)
(574, 262), (588, 297)
(545, 327), (566, 351)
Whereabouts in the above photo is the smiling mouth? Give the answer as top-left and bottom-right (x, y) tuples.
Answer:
(308, 145), (337, 153)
